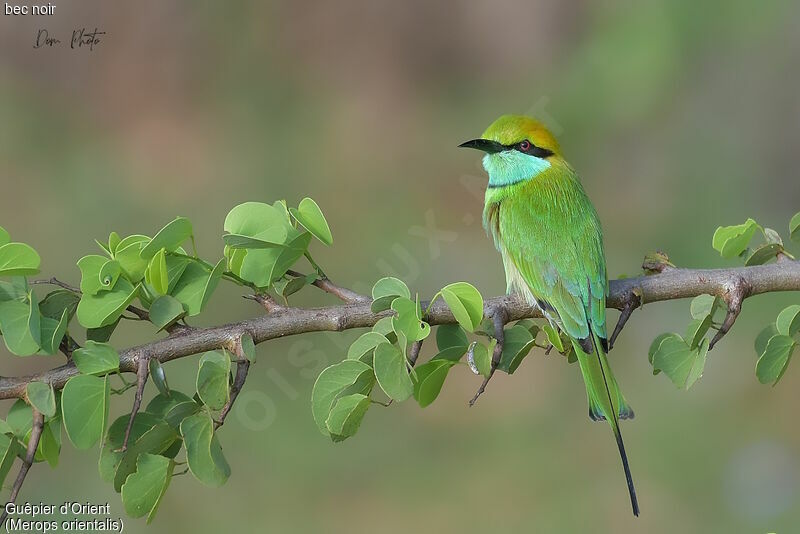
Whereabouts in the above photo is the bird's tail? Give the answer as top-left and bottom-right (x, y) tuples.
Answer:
(573, 335), (640, 517)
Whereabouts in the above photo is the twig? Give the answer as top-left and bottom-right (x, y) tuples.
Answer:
(116, 352), (149, 453)
(243, 293), (285, 313)
(609, 293), (641, 351)
(408, 340), (424, 366)
(215, 338), (251, 429)
(0, 260), (798, 400)
(469, 307), (507, 406)
(709, 275), (751, 349)
(0, 410), (45, 526)
(30, 277), (80, 293)
(286, 270), (369, 303)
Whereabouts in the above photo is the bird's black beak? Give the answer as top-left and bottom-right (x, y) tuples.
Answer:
(458, 138), (505, 154)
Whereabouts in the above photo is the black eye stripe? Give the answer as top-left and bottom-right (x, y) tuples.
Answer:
(507, 139), (553, 158)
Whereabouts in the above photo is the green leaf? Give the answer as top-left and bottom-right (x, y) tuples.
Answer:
(684, 315), (712, 350)
(39, 290), (80, 321)
(98, 260), (121, 292)
(146, 391), (193, 419)
(756, 334), (795, 385)
(114, 235), (151, 281)
(222, 231), (287, 250)
(755, 323), (779, 357)
(149, 295), (185, 332)
(108, 232), (121, 254)
(38, 310), (69, 355)
(542, 324), (564, 352)
(712, 218), (759, 259)
(164, 401), (201, 430)
(165, 256), (190, 293)
(391, 297), (431, 343)
(498, 325), (536, 374)
(77, 255), (110, 296)
(240, 333), (256, 363)
(776, 304), (800, 337)
(180, 413), (230, 487)
(0, 226), (8, 247)
(347, 332), (389, 362)
(274, 273), (317, 300)
(745, 243), (783, 266)
(311, 360), (372, 436)
(224, 202), (292, 238)
(171, 259), (224, 316)
(73, 341), (119, 376)
(370, 277), (410, 313)
(764, 227), (783, 246)
(140, 217), (193, 260)
(98, 412), (176, 487)
(196, 351), (230, 410)
(121, 453), (172, 523)
(145, 249), (169, 295)
(430, 346), (468, 363)
(76, 278), (138, 328)
(113, 423), (178, 492)
(0, 242), (40, 277)
(0, 300), (41, 356)
(86, 319), (120, 343)
(0, 276), (29, 302)
(239, 233), (311, 288)
(690, 294), (720, 320)
(790, 212), (800, 243)
(412, 359), (455, 407)
(372, 316), (395, 337)
(37, 416), (62, 467)
(26, 382), (56, 417)
(373, 342), (413, 401)
(440, 282), (483, 332)
(436, 324), (468, 351)
(0, 433), (19, 488)
(325, 393), (369, 442)
(7, 399), (32, 437)
(289, 197), (333, 246)
(61, 375), (109, 449)
(652, 334), (708, 389)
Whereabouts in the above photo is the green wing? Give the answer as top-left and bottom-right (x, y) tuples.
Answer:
(494, 169), (639, 515)
(498, 172), (607, 345)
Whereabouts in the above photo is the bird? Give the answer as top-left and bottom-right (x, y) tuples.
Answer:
(459, 114), (639, 517)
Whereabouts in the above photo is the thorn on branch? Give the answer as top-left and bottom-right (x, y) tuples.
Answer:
(709, 276), (751, 350)
(215, 338), (251, 430)
(609, 291), (642, 351)
(469, 307), (507, 407)
(0, 409), (45, 527)
(116, 352), (150, 453)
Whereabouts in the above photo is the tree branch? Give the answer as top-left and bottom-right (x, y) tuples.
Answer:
(1, 260), (798, 400)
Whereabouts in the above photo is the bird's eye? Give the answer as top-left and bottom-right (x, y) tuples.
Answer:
(518, 140), (531, 152)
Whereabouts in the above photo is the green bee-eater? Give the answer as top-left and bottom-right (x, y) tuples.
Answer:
(460, 114), (639, 516)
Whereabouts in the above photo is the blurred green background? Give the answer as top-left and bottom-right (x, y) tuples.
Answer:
(2, 1), (799, 532)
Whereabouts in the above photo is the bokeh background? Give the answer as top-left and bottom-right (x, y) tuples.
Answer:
(2, 1), (800, 532)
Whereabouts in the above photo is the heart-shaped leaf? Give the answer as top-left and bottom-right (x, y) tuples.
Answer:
(0, 242), (40, 277)
(440, 282), (483, 332)
(756, 334), (796, 385)
(373, 342), (413, 401)
(289, 197), (333, 246)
